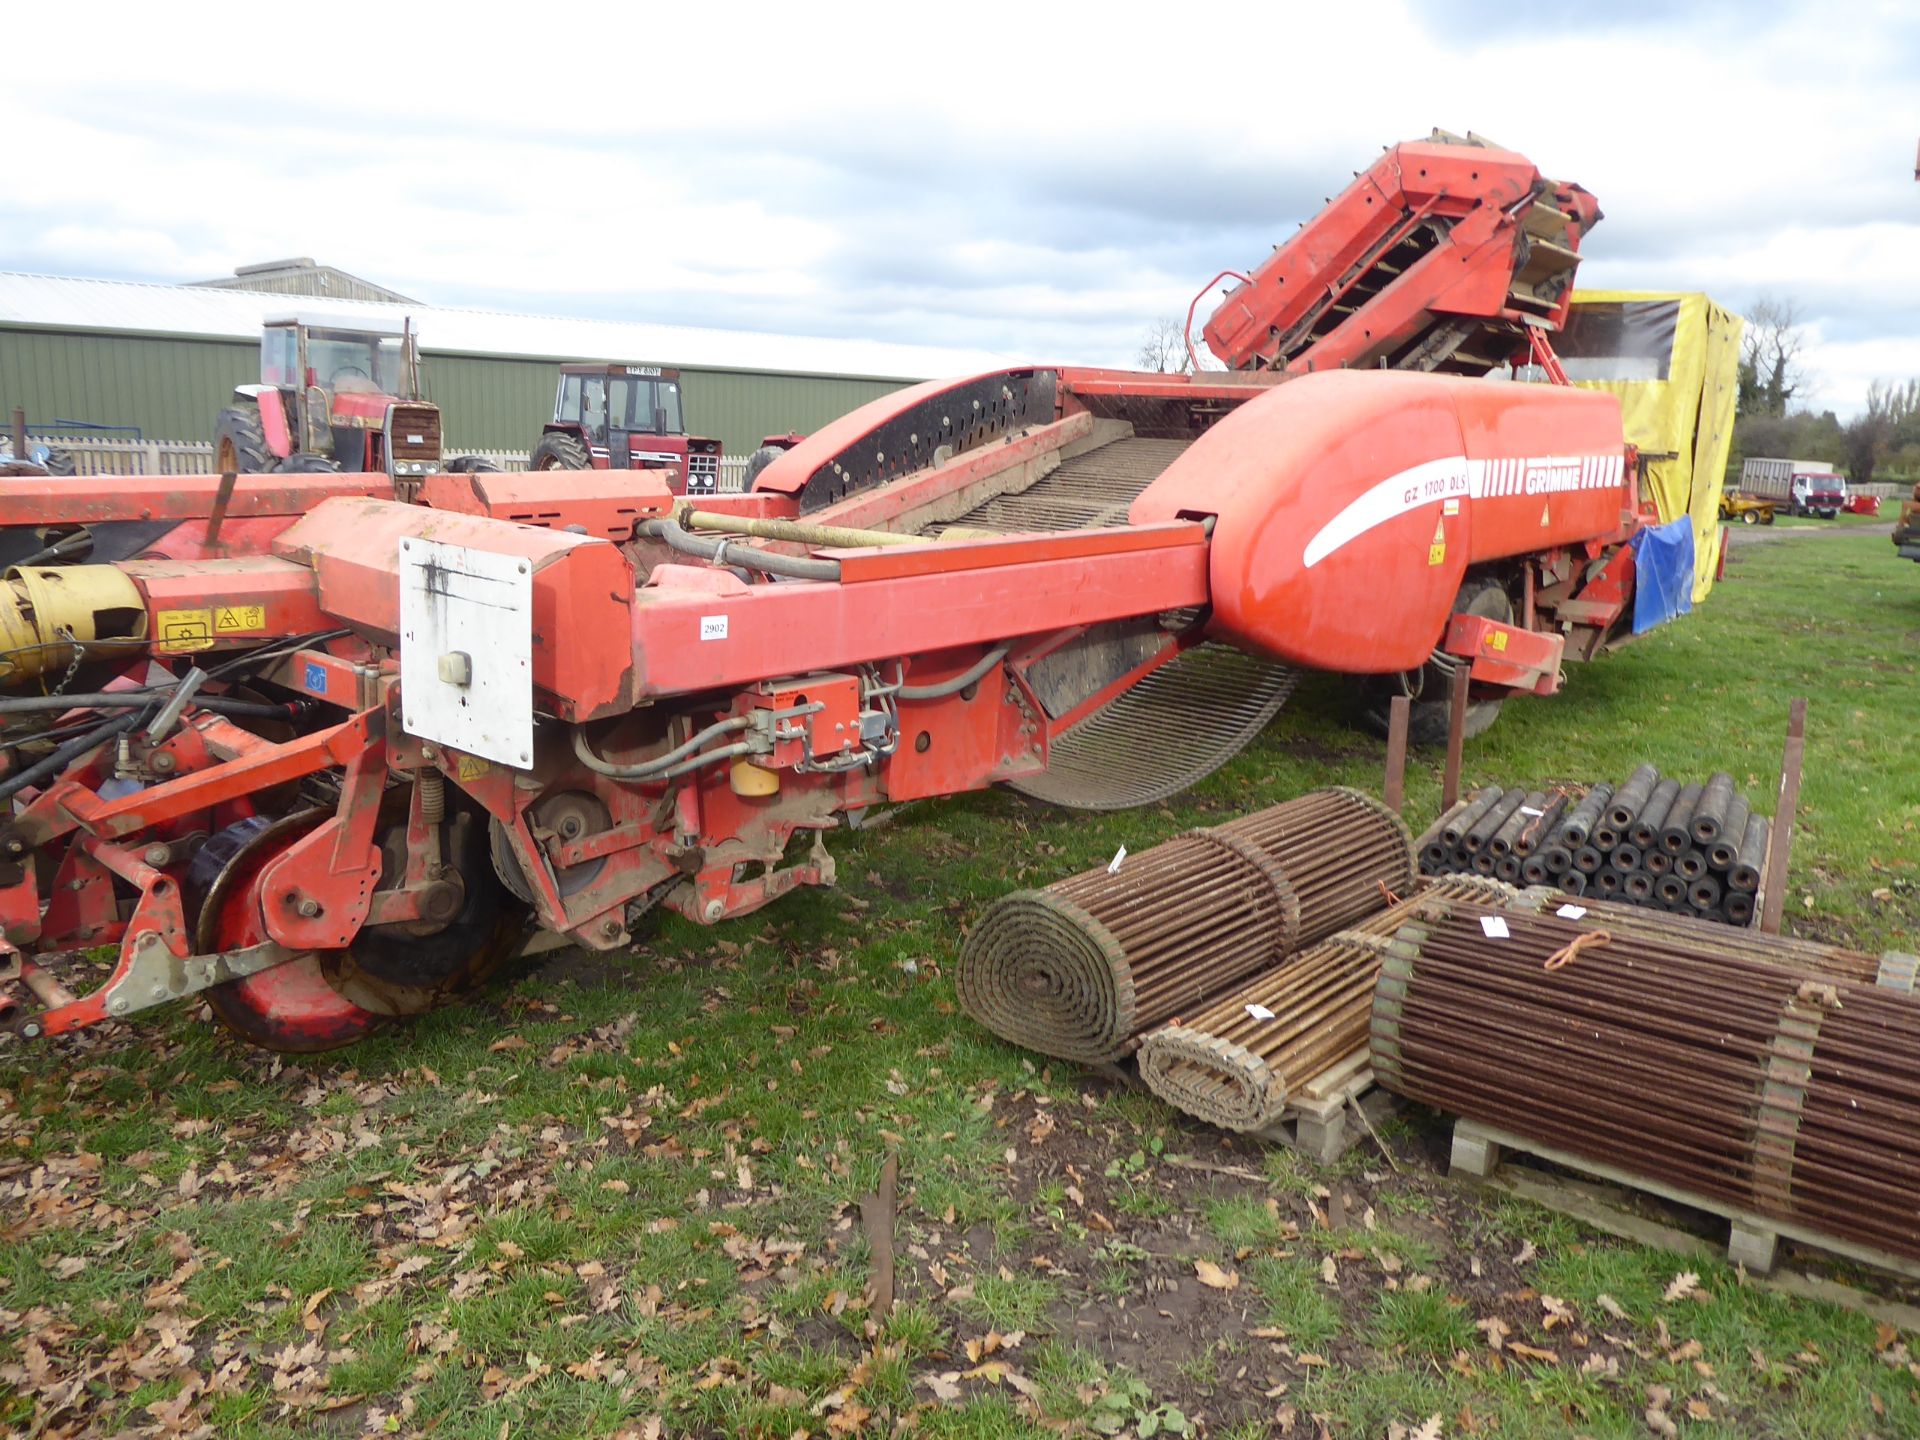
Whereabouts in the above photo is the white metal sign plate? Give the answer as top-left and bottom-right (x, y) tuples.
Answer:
(398, 537), (534, 768)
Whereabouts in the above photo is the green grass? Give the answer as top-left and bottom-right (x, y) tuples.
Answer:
(2, 531), (1916, 1437)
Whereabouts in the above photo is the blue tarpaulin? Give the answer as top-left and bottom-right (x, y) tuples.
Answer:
(1629, 516), (1695, 635)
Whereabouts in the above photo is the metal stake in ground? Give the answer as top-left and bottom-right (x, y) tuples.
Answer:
(1760, 699), (1807, 935)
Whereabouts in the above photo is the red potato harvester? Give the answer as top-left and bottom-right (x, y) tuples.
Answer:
(0, 133), (1667, 1050)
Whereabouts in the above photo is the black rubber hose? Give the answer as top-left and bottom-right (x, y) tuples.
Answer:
(0, 692), (302, 719)
(898, 645), (1011, 701)
(637, 518), (841, 582)
(0, 707), (150, 805)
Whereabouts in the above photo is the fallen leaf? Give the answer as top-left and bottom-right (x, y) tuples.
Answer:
(1662, 1272), (1700, 1304)
(1475, 1317), (1510, 1352)
(1195, 1259), (1240, 1291)
(1597, 1293), (1629, 1321)
(1508, 1342), (1559, 1365)
(1320, 1255), (1339, 1287)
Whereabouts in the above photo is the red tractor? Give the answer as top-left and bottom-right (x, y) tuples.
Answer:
(531, 364), (725, 495)
(214, 317), (444, 483)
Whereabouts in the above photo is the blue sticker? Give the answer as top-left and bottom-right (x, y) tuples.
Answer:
(304, 661), (328, 695)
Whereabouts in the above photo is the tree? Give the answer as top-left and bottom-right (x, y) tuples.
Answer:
(1841, 378), (1920, 487)
(1739, 297), (1808, 418)
(1136, 318), (1195, 374)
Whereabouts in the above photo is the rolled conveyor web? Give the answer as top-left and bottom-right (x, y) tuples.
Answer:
(935, 434), (1300, 810)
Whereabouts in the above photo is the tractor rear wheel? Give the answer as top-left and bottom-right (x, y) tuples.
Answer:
(214, 404), (275, 473)
(531, 432), (591, 470)
(741, 445), (786, 490)
(1361, 576), (1514, 746)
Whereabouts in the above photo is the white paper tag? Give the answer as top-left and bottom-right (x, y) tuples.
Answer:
(1107, 845), (1127, 874)
(699, 615), (728, 641)
(1556, 904), (1588, 920)
(1246, 1003), (1277, 1022)
(1480, 915), (1511, 939)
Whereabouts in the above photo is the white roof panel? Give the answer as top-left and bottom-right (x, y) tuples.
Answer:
(0, 271), (1019, 382)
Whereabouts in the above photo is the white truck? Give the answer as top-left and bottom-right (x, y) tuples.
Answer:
(1739, 457), (1847, 520)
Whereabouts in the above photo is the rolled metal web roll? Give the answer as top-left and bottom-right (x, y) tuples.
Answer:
(957, 788), (1413, 1063)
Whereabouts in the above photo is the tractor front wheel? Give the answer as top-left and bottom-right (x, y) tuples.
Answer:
(531, 432), (591, 470)
(214, 404), (276, 473)
(279, 453), (342, 474)
(445, 455), (502, 474)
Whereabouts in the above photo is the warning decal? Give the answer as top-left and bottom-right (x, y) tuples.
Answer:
(1427, 517), (1447, 567)
(215, 604), (266, 632)
(154, 609), (214, 653)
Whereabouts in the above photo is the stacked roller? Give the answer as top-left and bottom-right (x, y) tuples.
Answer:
(1136, 875), (1514, 1131)
(1369, 896), (1920, 1262)
(1499, 888), (1885, 986)
(957, 788), (1414, 1063)
(1418, 766), (1769, 927)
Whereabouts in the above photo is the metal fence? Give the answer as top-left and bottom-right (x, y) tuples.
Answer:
(26, 437), (753, 492)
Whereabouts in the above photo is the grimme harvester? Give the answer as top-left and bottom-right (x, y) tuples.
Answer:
(0, 133), (1667, 1051)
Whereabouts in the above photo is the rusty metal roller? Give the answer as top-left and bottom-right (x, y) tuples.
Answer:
(958, 788), (1414, 1063)
(1369, 898), (1920, 1262)
(1502, 888), (1883, 984)
(1138, 875), (1513, 1131)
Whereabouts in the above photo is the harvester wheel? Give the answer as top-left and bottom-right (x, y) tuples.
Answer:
(1361, 576), (1514, 746)
(190, 813), (387, 1053)
(324, 800), (523, 1016)
(740, 445), (786, 490)
(445, 455), (502, 473)
(214, 404), (275, 474)
(531, 432), (591, 470)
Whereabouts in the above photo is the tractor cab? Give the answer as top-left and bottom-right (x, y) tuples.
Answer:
(220, 315), (442, 481)
(533, 363), (722, 495)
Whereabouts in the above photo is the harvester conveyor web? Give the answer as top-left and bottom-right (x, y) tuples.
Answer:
(935, 432), (1297, 810)
(928, 436), (1196, 534)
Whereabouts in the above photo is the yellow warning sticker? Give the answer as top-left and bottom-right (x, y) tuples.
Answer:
(454, 753), (491, 783)
(154, 609), (214, 653)
(214, 604), (266, 633)
(1427, 517), (1447, 566)
(1490, 630), (1509, 652)
(1539, 502), (1551, 527)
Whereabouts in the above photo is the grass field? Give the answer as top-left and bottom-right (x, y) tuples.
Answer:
(2, 529), (1917, 1439)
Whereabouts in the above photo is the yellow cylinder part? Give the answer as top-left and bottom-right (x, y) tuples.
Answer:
(0, 565), (148, 686)
(729, 759), (781, 797)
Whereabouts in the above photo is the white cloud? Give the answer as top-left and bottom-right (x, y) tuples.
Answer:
(1, 1), (1914, 413)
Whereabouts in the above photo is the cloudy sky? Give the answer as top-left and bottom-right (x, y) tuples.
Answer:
(4, 2), (1915, 414)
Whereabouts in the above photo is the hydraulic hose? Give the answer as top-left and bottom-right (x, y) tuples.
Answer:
(571, 715), (754, 779)
(0, 707), (150, 806)
(637, 518), (841, 582)
(897, 644), (1012, 702)
(0, 692), (302, 718)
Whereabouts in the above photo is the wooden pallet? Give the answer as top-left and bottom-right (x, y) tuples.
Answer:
(1249, 1049), (1393, 1162)
(1450, 1118), (1920, 1293)
(1091, 1048), (1391, 1163)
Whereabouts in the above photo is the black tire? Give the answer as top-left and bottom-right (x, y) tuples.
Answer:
(1361, 576), (1514, 745)
(279, 453), (342, 474)
(1762, 510), (1775, 525)
(741, 445), (786, 490)
(214, 403), (276, 473)
(531, 432), (591, 471)
(1740, 509), (1759, 526)
(445, 455), (502, 474)
(41, 447), (77, 478)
